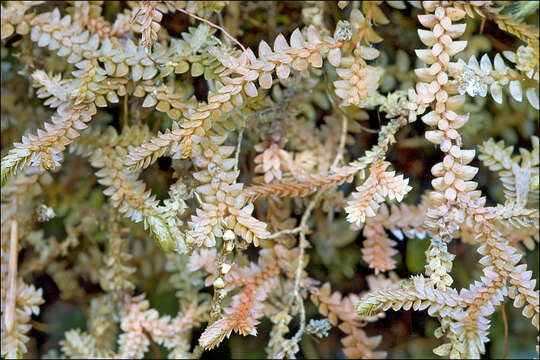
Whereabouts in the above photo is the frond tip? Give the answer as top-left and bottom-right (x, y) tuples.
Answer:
(356, 295), (386, 318)
(198, 318), (238, 350)
(345, 160), (412, 227)
(1, 154), (28, 186)
(146, 215), (176, 252)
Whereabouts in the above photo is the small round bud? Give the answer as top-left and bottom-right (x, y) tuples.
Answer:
(221, 263), (232, 275)
(36, 204), (56, 222)
(225, 241), (235, 252)
(333, 20), (352, 42)
(213, 277), (225, 289)
(223, 229), (236, 241)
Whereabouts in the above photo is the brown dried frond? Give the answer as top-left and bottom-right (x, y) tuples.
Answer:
(261, 197), (297, 248)
(310, 283), (386, 359)
(117, 294), (174, 358)
(360, 199), (428, 273)
(244, 117), (408, 202)
(345, 160), (412, 227)
(254, 142), (287, 184)
(135, 1), (163, 50)
(362, 220), (398, 273)
(199, 257), (280, 349)
(188, 248), (218, 286)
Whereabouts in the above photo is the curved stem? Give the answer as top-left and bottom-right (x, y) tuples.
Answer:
(166, 1), (247, 53)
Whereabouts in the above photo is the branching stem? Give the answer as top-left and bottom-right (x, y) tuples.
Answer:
(290, 188), (326, 344)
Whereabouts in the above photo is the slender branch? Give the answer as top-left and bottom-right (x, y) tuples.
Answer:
(245, 16), (268, 30)
(294, 189), (325, 299)
(192, 345), (204, 359)
(325, 76), (378, 134)
(210, 245), (227, 322)
(292, 290), (306, 344)
(358, 122), (380, 134)
(123, 92), (128, 128)
(502, 300), (509, 359)
(143, 329), (161, 359)
(356, 4), (374, 45)
(331, 114), (349, 169)
(5, 220), (18, 333)
(144, 47), (161, 65)
(286, 110), (356, 346)
(289, 188), (327, 344)
(234, 128), (244, 172)
(480, 17), (486, 34)
(165, 1), (247, 53)
(264, 226), (304, 239)
(30, 320), (50, 332)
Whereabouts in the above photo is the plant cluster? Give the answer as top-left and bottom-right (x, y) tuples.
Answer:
(1, 1), (538, 359)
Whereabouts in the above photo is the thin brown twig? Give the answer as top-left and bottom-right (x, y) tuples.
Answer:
(152, 117), (163, 134)
(290, 188), (326, 344)
(254, 198), (265, 221)
(331, 114), (349, 169)
(65, 160), (82, 191)
(123, 92), (129, 128)
(486, 34), (516, 52)
(165, 1), (247, 53)
(502, 300), (509, 359)
(143, 329), (161, 359)
(5, 220), (18, 333)
(324, 71), (378, 134)
(264, 226), (304, 239)
(144, 47), (161, 65)
(234, 128), (244, 172)
(480, 17), (486, 34)
(210, 246), (227, 322)
(356, 4), (374, 45)
(245, 16), (268, 30)
(333, 102), (379, 133)
(30, 320), (49, 332)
